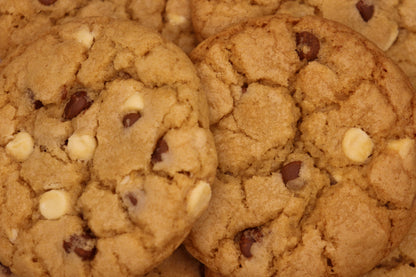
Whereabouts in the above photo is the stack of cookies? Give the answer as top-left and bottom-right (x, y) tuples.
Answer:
(0, 1), (415, 277)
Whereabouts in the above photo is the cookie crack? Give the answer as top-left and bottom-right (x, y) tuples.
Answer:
(371, 63), (410, 125)
(239, 178), (249, 210)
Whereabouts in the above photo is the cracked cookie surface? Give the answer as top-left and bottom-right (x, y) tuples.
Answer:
(363, 217), (416, 277)
(0, 16), (217, 276)
(185, 14), (416, 277)
(0, 0), (196, 61)
(190, 0), (416, 88)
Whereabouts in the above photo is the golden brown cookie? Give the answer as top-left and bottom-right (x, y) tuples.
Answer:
(363, 218), (416, 277)
(0, 16), (217, 276)
(185, 14), (416, 277)
(190, 0), (416, 87)
(0, 0), (196, 61)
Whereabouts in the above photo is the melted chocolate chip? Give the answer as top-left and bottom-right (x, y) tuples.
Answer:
(63, 91), (92, 120)
(34, 100), (43, 110)
(63, 234), (96, 260)
(38, 0), (58, 5)
(123, 113), (141, 128)
(238, 228), (263, 258)
(151, 138), (169, 164)
(296, 32), (320, 61)
(356, 0), (375, 22)
(281, 161), (302, 185)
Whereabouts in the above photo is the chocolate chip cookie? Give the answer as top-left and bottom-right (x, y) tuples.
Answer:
(0, 0), (196, 62)
(190, 0), (416, 87)
(0, 16), (217, 276)
(363, 218), (416, 277)
(185, 14), (416, 277)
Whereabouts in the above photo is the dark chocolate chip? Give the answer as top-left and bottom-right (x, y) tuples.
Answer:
(122, 113), (141, 128)
(38, 0), (58, 5)
(239, 228), (263, 258)
(34, 100), (43, 109)
(63, 234), (96, 260)
(63, 91), (92, 120)
(356, 0), (375, 22)
(126, 192), (138, 206)
(151, 138), (169, 164)
(296, 32), (320, 61)
(281, 161), (302, 185)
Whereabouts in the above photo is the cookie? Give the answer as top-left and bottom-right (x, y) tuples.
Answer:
(185, 14), (416, 277)
(144, 245), (204, 277)
(0, 16), (217, 276)
(190, 0), (416, 87)
(0, 0), (196, 61)
(363, 217), (416, 277)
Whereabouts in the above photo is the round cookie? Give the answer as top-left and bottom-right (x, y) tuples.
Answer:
(0, 0), (196, 62)
(190, 0), (416, 87)
(0, 16), (217, 276)
(185, 14), (416, 277)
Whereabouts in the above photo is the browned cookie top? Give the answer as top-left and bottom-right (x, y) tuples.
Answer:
(0, 0), (195, 62)
(0, 16), (217, 276)
(190, 0), (416, 87)
(185, 14), (416, 277)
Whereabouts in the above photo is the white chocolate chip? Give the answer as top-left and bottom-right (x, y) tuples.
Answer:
(186, 181), (211, 218)
(122, 94), (144, 112)
(39, 190), (70, 220)
(167, 14), (187, 26)
(67, 134), (97, 161)
(387, 138), (415, 160)
(75, 26), (94, 48)
(342, 128), (374, 163)
(6, 131), (34, 161)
